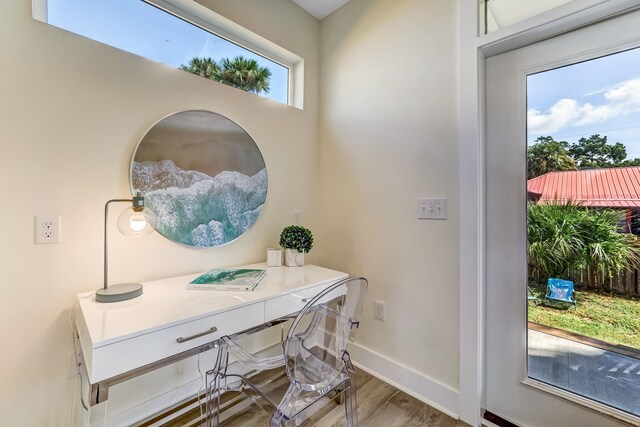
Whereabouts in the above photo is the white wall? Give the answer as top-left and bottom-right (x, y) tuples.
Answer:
(0, 1), (319, 425)
(317, 0), (461, 413)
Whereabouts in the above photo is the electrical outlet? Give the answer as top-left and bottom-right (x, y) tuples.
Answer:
(293, 209), (301, 225)
(374, 300), (385, 321)
(417, 198), (447, 220)
(35, 215), (61, 244)
(68, 351), (80, 379)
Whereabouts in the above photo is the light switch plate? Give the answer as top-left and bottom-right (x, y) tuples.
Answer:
(417, 198), (447, 220)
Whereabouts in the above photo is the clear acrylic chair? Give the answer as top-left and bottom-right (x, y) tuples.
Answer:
(205, 276), (368, 426)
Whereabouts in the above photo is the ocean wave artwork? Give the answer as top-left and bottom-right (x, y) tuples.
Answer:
(132, 159), (267, 247)
(131, 110), (267, 248)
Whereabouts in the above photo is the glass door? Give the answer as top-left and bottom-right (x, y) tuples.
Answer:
(485, 9), (640, 427)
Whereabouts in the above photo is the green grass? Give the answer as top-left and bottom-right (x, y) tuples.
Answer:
(528, 284), (640, 349)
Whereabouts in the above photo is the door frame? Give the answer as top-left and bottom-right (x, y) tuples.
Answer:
(458, 1), (640, 426)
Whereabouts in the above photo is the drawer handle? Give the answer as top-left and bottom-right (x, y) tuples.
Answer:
(176, 327), (218, 344)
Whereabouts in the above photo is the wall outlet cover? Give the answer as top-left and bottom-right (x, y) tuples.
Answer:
(35, 215), (61, 244)
(374, 300), (385, 321)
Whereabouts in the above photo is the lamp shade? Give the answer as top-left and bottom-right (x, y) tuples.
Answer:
(117, 206), (156, 237)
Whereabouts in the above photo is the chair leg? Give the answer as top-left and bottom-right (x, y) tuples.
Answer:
(269, 413), (282, 427)
(205, 372), (222, 427)
(205, 346), (229, 427)
(343, 379), (358, 427)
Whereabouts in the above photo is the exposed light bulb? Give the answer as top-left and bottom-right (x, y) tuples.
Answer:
(117, 203), (155, 237)
(129, 213), (147, 232)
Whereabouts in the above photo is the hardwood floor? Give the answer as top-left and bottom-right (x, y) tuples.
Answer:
(295, 370), (468, 427)
(204, 370), (468, 427)
(156, 369), (469, 427)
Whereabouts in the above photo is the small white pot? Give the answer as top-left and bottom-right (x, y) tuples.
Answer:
(266, 248), (282, 267)
(284, 249), (304, 267)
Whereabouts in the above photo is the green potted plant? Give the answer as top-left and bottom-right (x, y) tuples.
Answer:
(279, 225), (314, 267)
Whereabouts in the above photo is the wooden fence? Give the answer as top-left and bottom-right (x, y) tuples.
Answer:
(530, 266), (640, 295)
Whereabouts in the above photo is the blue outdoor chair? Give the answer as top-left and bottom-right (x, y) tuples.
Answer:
(544, 278), (577, 309)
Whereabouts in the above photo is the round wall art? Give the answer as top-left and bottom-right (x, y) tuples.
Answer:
(131, 110), (267, 247)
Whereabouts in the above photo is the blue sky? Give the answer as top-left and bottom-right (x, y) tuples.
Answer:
(48, 0), (289, 105)
(527, 47), (640, 159)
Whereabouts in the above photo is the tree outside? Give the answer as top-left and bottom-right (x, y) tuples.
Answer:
(179, 57), (220, 79)
(180, 56), (272, 95)
(527, 134), (640, 178)
(217, 57), (271, 94)
(527, 136), (576, 179)
(569, 134), (628, 168)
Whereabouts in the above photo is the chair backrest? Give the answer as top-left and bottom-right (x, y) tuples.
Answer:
(283, 276), (367, 392)
(547, 278), (574, 300)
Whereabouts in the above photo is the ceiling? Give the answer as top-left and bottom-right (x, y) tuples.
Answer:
(291, 0), (351, 20)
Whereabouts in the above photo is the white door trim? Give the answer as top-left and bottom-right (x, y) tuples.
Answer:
(457, 1), (484, 425)
(478, 0), (640, 57)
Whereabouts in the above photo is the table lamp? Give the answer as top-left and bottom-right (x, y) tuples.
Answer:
(96, 192), (156, 303)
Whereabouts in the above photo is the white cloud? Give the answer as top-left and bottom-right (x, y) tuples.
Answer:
(605, 79), (640, 110)
(528, 78), (640, 135)
(528, 98), (580, 134)
(575, 103), (612, 126)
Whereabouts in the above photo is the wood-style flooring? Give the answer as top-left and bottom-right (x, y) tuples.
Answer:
(153, 369), (469, 427)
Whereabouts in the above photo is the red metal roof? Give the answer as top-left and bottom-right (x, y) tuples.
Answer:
(527, 167), (640, 208)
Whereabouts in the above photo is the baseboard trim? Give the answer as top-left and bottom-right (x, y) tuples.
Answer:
(349, 342), (460, 420)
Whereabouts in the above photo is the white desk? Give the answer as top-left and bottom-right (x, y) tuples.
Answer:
(74, 263), (347, 406)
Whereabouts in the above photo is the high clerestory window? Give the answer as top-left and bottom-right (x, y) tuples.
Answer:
(33, 0), (301, 107)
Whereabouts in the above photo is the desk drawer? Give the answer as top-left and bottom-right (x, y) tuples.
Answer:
(265, 282), (336, 321)
(90, 301), (264, 382)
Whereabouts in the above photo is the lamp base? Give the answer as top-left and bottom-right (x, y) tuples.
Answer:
(96, 283), (143, 303)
